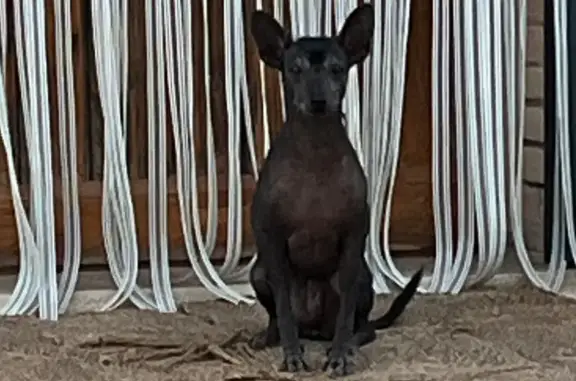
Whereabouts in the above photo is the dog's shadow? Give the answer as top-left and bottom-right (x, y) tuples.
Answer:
(230, 331), (382, 377)
(179, 300), (402, 377)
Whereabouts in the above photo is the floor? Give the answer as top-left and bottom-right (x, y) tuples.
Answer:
(1, 279), (576, 380)
(1, 250), (576, 380)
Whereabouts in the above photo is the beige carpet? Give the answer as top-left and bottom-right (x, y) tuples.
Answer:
(1, 281), (576, 380)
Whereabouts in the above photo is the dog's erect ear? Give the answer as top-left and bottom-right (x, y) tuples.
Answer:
(336, 4), (375, 67)
(251, 11), (292, 70)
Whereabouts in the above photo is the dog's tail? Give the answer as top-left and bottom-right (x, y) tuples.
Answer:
(368, 267), (424, 330)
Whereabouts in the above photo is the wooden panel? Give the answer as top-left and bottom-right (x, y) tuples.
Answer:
(388, 0), (435, 250)
(0, 0), (439, 267)
(71, 0), (88, 180)
(0, 176), (255, 266)
(127, 0), (148, 179)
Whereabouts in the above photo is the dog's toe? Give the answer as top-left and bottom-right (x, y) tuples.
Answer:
(280, 352), (310, 373)
(323, 347), (355, 377)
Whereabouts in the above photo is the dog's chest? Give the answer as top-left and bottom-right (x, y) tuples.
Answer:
(263, 137), (367, 273)
(267, 139), (367, 230)
(288, 165), (362, 235)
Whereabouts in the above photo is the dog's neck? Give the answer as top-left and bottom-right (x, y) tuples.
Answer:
(281, 109), (349, 152)
(284, 108), (346, 130)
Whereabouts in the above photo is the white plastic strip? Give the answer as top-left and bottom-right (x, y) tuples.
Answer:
(15, 0), (59, 320)
(509, 0), (556, 290)
(379, 0), (417, 288)
(554, 0), (576, 272)
(0, 0), (5, 71)
(466, 0), (508, 286)
(447, 0), (476, 293)
(221, 0), (260, 282)
(289, 0), (302, 38)
(91, 0), (156, 310)
(53, 0), (82, 312)
(323, 0), (332, 36)
(0, 0), (40, 316)
(370, 0), (402, 288)
(508, 0), (573, 292)
(361, 0), (388, 294)
(490, 0), (509, 278)
(146, 0), (176, 313)
(429, 0), (453, 292)
(218, 0), (248, 279)
(542, 0), (567, 291)
(256, 0), (272, 157)
(163, 0), (250, 303)
(363, 0), (418, 293)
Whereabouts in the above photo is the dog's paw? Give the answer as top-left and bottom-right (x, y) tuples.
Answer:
(249, 329), (279, 350)
(280, 351), (310, 373)
(323, 346), (355, 377)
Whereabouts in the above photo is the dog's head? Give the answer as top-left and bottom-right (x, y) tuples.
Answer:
(251, 4), (374, 116)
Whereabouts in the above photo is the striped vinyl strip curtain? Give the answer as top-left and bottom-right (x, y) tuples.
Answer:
(566, 0), (576, 267)
(545, 0), (576, 271)
(544, 0), (557, 265)
(0, 0), (572, 320)
(570, 0), (576, 268)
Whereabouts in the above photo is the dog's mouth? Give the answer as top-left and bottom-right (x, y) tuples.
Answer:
(310, 100), (328, 114)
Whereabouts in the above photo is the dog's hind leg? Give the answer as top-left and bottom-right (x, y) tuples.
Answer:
(352, 265), (423, 348)
(350, 260), (377, 347)
(249, 257), (280, 349)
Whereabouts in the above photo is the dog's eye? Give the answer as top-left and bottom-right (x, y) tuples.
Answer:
(290, 66), (302, 75)
(331, 65), (344, 75)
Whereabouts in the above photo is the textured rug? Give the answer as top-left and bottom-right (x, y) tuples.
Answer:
(1, 280), (576, 380)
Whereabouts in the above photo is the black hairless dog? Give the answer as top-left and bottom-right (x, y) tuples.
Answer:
(248, 4), (423, 377)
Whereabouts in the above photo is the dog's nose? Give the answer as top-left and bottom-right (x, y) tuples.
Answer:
(310, 100), (327, 113)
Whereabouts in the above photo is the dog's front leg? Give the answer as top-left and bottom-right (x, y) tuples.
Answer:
(324, 225), (367, 377)
(255, 229), (308, 372)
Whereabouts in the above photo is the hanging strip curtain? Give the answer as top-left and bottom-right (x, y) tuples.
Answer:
(546, 0), (576, 268)
(545, 0), (557, 265)
(567, 0), (576, 267)
(0, 0), (573, 320)
(547, 0), (576, 279)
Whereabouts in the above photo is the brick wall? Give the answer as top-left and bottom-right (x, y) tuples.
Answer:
(523, 0), (545, 253)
